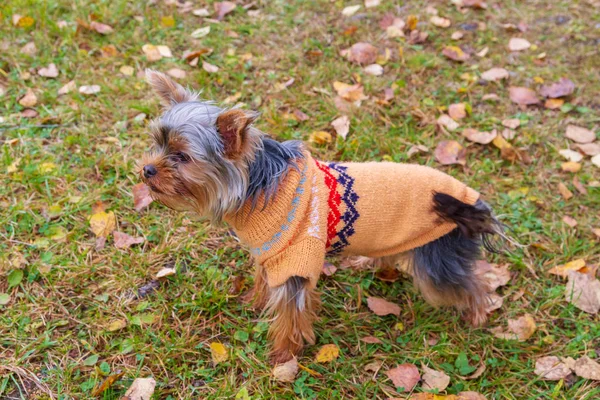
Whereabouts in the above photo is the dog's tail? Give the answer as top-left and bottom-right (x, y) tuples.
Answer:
(409, 193), (505, 326)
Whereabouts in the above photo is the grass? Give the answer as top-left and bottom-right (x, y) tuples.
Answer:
(1, 0), (599, 398)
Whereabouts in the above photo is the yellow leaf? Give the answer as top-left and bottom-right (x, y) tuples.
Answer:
(107, 319), (127, 332)
(49, 226), (67, 242)
(376, 48), (392, 65)
(395, 322), (405, 331)
(17, 16), (35, 28)
(534, 76), (544, 84)
(561, 162), (581, 173)
(7, 158), (21, 173)
(315, 344), (340, 363)
(38, 162), (57, 174)
(89, 211), (116, 238)
(492, 135), (512, 150)
(209, 342), (229, 364)
(545, 98), (564, 109)
(309, 131), (332, 145)
(407, 15), (418, 31)
(548, 259), (586, 278)
(161, 15), (175, 28)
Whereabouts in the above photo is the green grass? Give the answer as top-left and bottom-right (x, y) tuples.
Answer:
(1, 0), (599, 399)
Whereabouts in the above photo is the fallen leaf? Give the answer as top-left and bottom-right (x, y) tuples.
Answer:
(462, 128), (496, 144)
(131, 185), (153, 213)
(92, 371), (125, 396)
(333, 81), (367, 102)
(20, 42), (37, 55)
(562, 215), (577, 227)
(166, 68), (186, 79)
(561, 162), (581, 173)
(120, 66), (134, 76)
(113, 231), (144, 249)
(79, 85), (101, 95)
(449, 103), (467, 120)
(360, 336), (382, 344)
(481, 67), (509, 81)
(502, 119), (520, 129)
(90, 21), (114, 35)
(476, 46), (489, 57)
(458, 392), (487, 400)
(534, 356), (572, 380)
(193, 8), (210, 17)
(442, 46), (470, 61)
(386, 364), (420, 391)
(464, 363), (487, 380)
(558, 183), (573, 200)
(107, 319), (127, 332)
(156, 45), (172, 57)
(342, 5), (361, 16)
(434, 140), (466, 165)
(482, 93), (500, 101)
(431, 16), (451, 28)
(421, 364), (450, 391)
(565, 271), (600, 314)
(548, 259), (586, 277)
(408, 30), (429, 44)
(191, 26), (211, 38)
(508, 37), (531, 51)
(477, 261), (511, 291)
(0, 293), (11, 306)
(273, 357), (299, 382)
(573, 356), (600, 380)
(142, 44), (162, 61)
(375, 267), (400, 282)
(38, 63), (59, 78)
(545, 98), (564, 109)
(121, 377), (156, 400)
(502, 129), (516, 140)
(573, 176), (587, 195)
(346, 42), (378, 65)
(593, 154), (600, 168)
(15, 15), (35, 28)
(565, 125), (596, 144)
(437, 114), (460, 131)
(490, 314), (536, 341)
(331, 116), (350, 139)
(558, 149), (583, 162)
(58, 80), (76, 95)
(593, 228), (600, 238)
(509, 87), (539, 105)
(309, 131), (333, 145)
(364, 64), (383, 76)
(322, 262), (337, 276)
(365, 0), (381, 8)
(540, 78), (575, 98)
(452, 31), (464, 40)
(209, 342), (229, 364)
(19, 89), (37, 107)
(215, 1), (236, 20)
(485, 293), (504, 313)
(315, 344), (340, 362)
(576, 142), (600, 156)
(89, 211), (116, 238)
(367, 296), (401, 316)
(202, 61), (219, 73)
(273, 78), (295, 92)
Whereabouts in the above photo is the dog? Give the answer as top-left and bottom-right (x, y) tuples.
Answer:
(139, 70), (505, 363)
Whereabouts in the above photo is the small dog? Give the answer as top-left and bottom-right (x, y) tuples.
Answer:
(140, 70), (505, 363)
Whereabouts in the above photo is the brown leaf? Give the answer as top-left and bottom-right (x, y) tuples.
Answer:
(430, 16), (451, 28)
(462, 128), (497, 144)
(477, 261), (511, 291)
(442, 46), (470, 62)
(502, 119), (520, 129)
(575, 142), (600, 156)
(364, 64), (383, 76)
(214, 1), (236, 20)
(548, 259), (587, 277)
(434, 140), (466, 165)
(166, 68), (186, 79)
(572, 176), (587, 195)
(481, 67), (509, 81)
(19, 89), (37, 107)
(485, 293), (504, 313)
(540, 78), (575, 98)
(364, 360), (383, 373)
(20, 41), (37, 55)
(79, 85), (101, 95)
(421, 364), (450, 391)
(91, 371), (125, 396)
(508, 37), (531, 51)
(557, 183), (573, 200)
(559, 149), (583, 162)
(90, 21), (114, 35)
(449, 103), (467, 120)
(322, 262), (337, 276)
(367, 296), (401, 316)
(573, 356), (600, 380)
(360, 336), (382, 344)
(58, 80), (76, 95)
(565, 271), (600, 314)
(437, 114), (460, 131)
(273, 357), (299, 382)
(345, 42), (378, 65)
(375, 267), (400, 282)
(565, 125), (596, 144)
(121, 377), (156, 400)
(38, 63), (59, 78)
(182, 48), (212, 61)
(386, 364), (420, 391)
(461, 0), (488, 9)
(21, 109), (38, 118)
(490, 314), (536, 341)
(333, 81), (367, 103)
(562, 215), (577, 227)
(202, 61), (219, 73)
(545, 98), (564, 109)
(408, 30), (429, 44)
(534, 356), (572, 380)
(561, 162), (581, 173)
(464, 364), (487, 380)
(133, 183), (153, 212)
(509, 87), (539, 105)
(113, 231), (144, 249)
(331, 116), (350, 140)
(458, 392), (487, 400)
(293, 109), (310, 122)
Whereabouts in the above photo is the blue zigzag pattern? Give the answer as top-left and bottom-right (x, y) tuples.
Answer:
(327, 163), (360, 255)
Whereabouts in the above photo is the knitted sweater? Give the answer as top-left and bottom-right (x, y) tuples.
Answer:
(226, 153), (480, 288)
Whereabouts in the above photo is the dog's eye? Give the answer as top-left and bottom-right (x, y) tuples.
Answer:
(170, 152), (190, 163)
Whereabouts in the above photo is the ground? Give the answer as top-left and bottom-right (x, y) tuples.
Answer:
(1, 0), (599, 399)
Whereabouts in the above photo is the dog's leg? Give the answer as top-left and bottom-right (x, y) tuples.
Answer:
(264, 276), (320, 364)
(247, 264), (269, 310)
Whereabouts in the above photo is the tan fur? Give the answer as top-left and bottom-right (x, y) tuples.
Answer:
(145, 69), (195, 107)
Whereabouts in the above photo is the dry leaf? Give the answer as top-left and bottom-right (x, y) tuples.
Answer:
(458, 392), (487, 400)
(360, 336), (382, 344)
(406, 15), (418, 31)
(563, 215), (577, 227)
(142, 44), (162, 61)
(346, 42), (378, 65)
(508, 38), (531, 51)
(89, 211), (116, 238)
(476, 46), (489, 57)
(133, 183), (153, 211)
(113, 231), (144, 249)
(215, 1), (236, 20)
(408, 30), (429, 44)
(502, 129), (516, 140)
(193, 8), (210, 17)
(509, 87), (539, 105)
(576, 142), (600, 156)
(364, 360), (383, 373)
(364, 64), (383, 76)
(502, 119), (520, 129)
(565, 125), (596, 144)
(485, 293), (504, 313)
(367, 296), (401, 316)
(464, 364), (486, 380)
(540, 78), (575, 98)
(478, 261), (511, 291)
(545, 98), (564, 109)
(315, 344), (340, 362)
(209, 342), (229, 364)
(558, 149), (583, 162)
(202, 61), (219, 73)
(437, 114), (460, 131)
(452, 31), (464, 40)
(309, 131), (333, 145)
(20, 41), (37, 55)
(431, 16), (451, 28)
(38, 63), (59, 78)
(331, 116), (350, 139)
(156, 45), (172, 57)
(548, 259), (586, 277)
(490, 314), (536, 341)
(333, 81), (367, 102)
(191, 26), (211, 38)
(375, 267), (401, 282)
(386, 364), (420, 391)
(365, 0), (381, 8)
(573, 356), (600, 380)
(449, 103), (467, 120)
(534, 356), (571, 381)
(19, 89), (37, 107)
(482, 93), (500, 101)
(79, 85), (101, 95)
(107, 319), (127, 332)
(434, 140), (466, 165)
(156, 267), (176, 279)
(565, 271), (600, 314)
(442, 46), (470, 61)
(273, 357), (299, 382)
(58, 80), (76, 95)
(558, 183), (573, 200)
(322, 262), (337, 276)
(121, 377), (156, 400)
(90, 21), (114, 35)
(463, 128), (496, 144)
(166, 68), (186, 79)
(561, 162), (581, 173)
(481, 68), (509, 81)
(92, 371), (125, 396)
(572, 176), (588, 195)
(593, 154), (600, 168)
(421, 364), (450, 391)
(342, 5), (361, 16)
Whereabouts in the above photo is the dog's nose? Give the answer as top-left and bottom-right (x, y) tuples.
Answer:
(143, 165), (157, 179)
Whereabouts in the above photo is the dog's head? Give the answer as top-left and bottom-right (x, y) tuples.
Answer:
(139, 70), (261, 221)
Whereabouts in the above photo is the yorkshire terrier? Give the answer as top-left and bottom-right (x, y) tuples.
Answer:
(140, 70), (505, 364)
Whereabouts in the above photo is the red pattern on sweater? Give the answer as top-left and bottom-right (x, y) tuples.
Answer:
(315, 160), (341, 248)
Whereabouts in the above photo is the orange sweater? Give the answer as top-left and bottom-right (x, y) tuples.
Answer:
(226, 153), (480, 288)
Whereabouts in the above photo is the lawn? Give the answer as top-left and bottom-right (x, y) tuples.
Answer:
(1, 0), (599, 399)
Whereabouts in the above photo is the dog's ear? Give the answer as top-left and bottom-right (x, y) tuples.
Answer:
(145, 69), (195, 108)
(215, 109), (257, 159)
